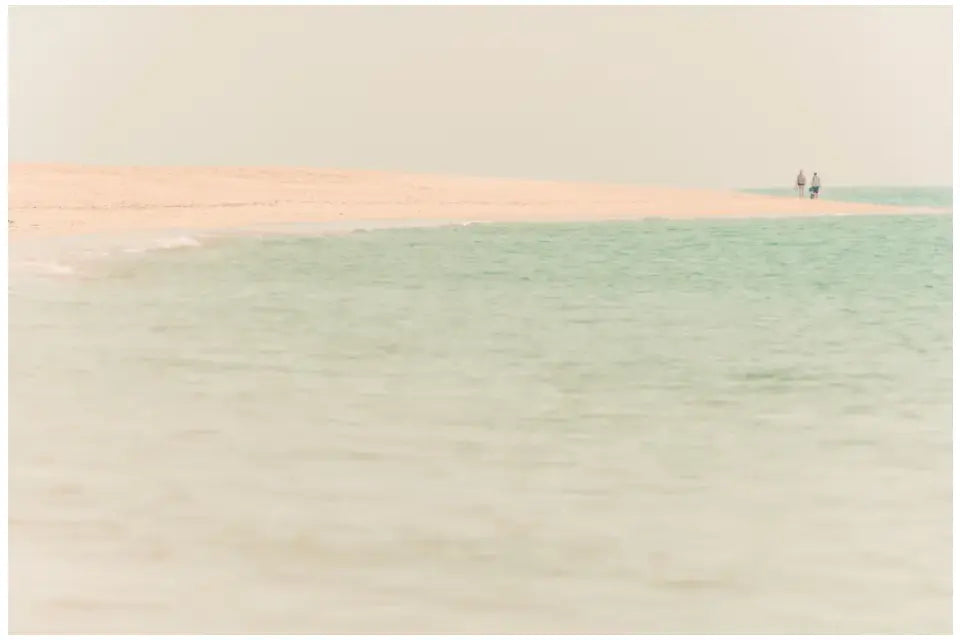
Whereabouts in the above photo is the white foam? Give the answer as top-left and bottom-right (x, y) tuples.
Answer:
(155, 236), (202, 249)
(19, 260), (76, 276)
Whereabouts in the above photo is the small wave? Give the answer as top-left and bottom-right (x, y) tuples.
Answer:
(155, 236), (203, 249)
(18, 261), (76, 276)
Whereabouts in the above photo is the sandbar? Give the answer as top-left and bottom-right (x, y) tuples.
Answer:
(7, 164), (946, 238)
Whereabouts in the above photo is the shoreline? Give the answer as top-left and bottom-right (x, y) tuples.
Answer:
(8, 164), (949, 239)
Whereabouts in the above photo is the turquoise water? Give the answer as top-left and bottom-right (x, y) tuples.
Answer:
(9, 213), (952, 632)
(743, 185), (952, 208)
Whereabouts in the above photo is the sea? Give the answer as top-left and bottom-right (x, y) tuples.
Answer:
(744, 185), (953, 208)
(7, 187), (953, 633)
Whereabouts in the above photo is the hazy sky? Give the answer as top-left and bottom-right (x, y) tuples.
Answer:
(8, 6), (953, 188)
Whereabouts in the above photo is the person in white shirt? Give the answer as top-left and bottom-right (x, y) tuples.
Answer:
(796, 170), (806, 198)
(810, 172), (821, 199)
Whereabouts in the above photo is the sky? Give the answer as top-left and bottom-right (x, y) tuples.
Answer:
(7, 5), (953, 188)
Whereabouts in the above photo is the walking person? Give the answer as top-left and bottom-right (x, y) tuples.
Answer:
(810, 172), (821, 199)
(796, 170), (806, 198)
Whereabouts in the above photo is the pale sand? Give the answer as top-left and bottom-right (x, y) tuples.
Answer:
(7, 164), (945, 238)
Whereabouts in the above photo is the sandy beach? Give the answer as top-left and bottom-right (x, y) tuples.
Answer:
(7, 164), (942, 239)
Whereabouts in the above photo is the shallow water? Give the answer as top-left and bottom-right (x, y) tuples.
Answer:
(8, 213), (952, 633)
(744, 185), (952, 209)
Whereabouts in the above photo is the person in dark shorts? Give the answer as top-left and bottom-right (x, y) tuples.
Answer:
(810, 172), (821, 199)
(796, 170), (806, 198)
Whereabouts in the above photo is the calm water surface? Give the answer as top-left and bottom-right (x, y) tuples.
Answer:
(9, 212), (952, 633)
